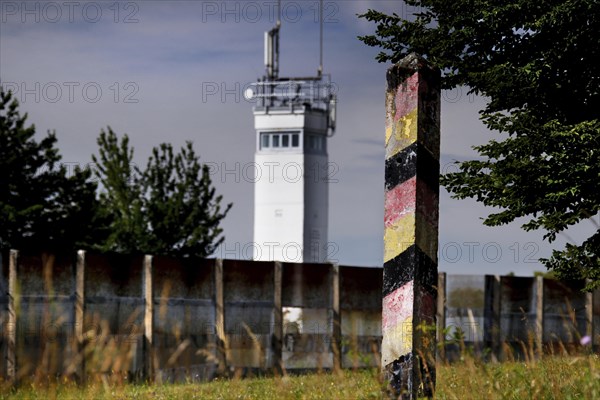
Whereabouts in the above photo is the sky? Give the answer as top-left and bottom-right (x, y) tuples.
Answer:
(1, 0), (597, 276)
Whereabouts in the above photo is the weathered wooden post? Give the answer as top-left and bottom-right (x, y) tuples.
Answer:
(382, 54), (440, 398)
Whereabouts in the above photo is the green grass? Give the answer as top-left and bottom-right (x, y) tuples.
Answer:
(0, 370), (383, 400)
(2, 355), (600, 399)
(436, 354), (600, 400)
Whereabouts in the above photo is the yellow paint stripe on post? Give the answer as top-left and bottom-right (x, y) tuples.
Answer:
(381, 316), (413, 365)
(386, 108), (418, 159)
(384, 213), (416, 263)
(384, 211), (438, 263)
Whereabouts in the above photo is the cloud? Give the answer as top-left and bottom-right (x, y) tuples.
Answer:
(1, 1), (590, 276)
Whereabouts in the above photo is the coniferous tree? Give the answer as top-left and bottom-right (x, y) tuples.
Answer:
(93, 128), (231, 258)
(141, 141), (231, 258)
(92, 128), (145, 253)
(0, 89), (100, 252)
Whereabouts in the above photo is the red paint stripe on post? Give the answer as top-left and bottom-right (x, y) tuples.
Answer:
(394, 73), (419, 121)
(382, 281), (414, 331)
(385, 178), (439, 230)
(384, 177), (417, 228)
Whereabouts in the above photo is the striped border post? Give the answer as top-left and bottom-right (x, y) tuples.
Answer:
(382, 54), (440, 399)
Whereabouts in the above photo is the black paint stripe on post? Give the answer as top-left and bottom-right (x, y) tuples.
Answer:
(382, 245), (437, 298)
(385, 142), (440, 193)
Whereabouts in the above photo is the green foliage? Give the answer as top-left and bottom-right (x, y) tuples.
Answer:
(533, 270), (556, 279)
(358, 1), (600, 288)
(93, 128), (231, 258)
(0, 88), (230, 258)
(0, 89), (100, 253)
(92, 128), (144, 253)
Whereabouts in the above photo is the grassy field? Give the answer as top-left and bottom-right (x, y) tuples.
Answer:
(1, 355), (599, 399)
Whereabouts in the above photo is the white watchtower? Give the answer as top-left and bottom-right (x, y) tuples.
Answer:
(248, 7), (336, 263)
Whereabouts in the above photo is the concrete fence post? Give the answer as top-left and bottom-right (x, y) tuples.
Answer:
(143, 255), (154, 382)
(331, 263), (342, 371)
(484, 275), (502, 361)
(593, 287), (600, 351)
(75, 250), (86, 381)
(584, 279), (593, 342)
(535, 276), (544, 357)
(7, 250), (18, 384)
(272, 261), (283, 373)
(214, 258), (227, 375)
(436, 272), (446, 362)
(382, 53), (441, 398)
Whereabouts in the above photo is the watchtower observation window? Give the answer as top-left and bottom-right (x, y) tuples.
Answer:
(259, 131), (301, 150)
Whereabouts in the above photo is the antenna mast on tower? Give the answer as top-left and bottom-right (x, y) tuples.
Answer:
(251, 0), (336, 263)
(253, 0), (335, 135)
(264, 0), (281, 81)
